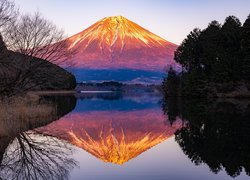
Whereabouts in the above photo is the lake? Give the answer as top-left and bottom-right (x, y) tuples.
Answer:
(0, 93), (249, 180)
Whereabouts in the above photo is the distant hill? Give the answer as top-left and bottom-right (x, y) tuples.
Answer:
(70, 68), (165, 84)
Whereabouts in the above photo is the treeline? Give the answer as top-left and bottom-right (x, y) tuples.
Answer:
(163, 15), (250, 97)
(78, 81), (123, 87)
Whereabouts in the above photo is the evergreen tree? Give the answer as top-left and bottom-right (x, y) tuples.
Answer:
(220, 16), (242, 81)
(162, 66), (179, 97)
(199, 21), (221, 80)
(174, 28), (202, 71)
(163, 15), (250, 97)
(242, 14), (250, 80)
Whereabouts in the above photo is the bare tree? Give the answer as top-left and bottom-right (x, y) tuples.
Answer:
(0, 132), (77, 180)
(0, 11), (76, 96)
(4, 12), (74, 66)
(0, 0), (17, 28)
(0, 0), (18, 91)
(0, 95), (77, 179)
(0, 1), (73, 65)
(0, 1), (76, 97)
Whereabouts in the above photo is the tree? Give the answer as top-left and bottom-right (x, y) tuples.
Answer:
(0, 132), (77, 180)
(0, 0), (17, 29)
(0, 4), (76, 96)
(174, 28), (202, 72)
(220, 16), (242, 81)
(162, 66), (180, 97)
(241, 14), (250, 80)
(0, 95), (77, 179)
(164, 15), (250, 98)
(0, 0), (19, 96)
(242, 14), (250, 46)
(173, 99), (250, 177)
(4, 12), (73, 65)
(199, 21), (221, 77)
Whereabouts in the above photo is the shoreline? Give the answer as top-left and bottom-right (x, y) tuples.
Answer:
(28, 90), (76, 96)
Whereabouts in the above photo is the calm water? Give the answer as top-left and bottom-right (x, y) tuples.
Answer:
(0, 93), (249, 180)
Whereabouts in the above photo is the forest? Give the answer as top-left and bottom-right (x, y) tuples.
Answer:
(163, 15), (250, 98)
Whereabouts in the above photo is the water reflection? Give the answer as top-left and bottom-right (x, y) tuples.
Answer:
(1, 93), (249, 179)
(164, 98), (250, 178)
(37, 94), (183, 165)
(0, 96), (77, 180)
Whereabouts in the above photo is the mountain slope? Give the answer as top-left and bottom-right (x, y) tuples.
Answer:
(66, 16), (178, 71)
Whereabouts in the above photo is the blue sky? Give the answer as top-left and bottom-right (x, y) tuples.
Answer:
(14, 0), (250, 44)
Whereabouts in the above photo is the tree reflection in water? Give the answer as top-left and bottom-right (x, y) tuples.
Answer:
(164, 98), (250, 177)
(0, 132), (76, 180)
(0, 95), (77, 180)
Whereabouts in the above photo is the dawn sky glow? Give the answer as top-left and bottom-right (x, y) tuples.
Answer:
(14, 0), (250, 45)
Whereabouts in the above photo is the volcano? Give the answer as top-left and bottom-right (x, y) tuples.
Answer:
(64, 16), (178, 83)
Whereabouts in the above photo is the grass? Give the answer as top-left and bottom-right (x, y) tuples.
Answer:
(0, 95), (57, 137)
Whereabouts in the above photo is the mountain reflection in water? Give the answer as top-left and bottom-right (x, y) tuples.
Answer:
(37, 108), (183, 165)
(36, 93), (183, 165)
(0, 93), (249, 180)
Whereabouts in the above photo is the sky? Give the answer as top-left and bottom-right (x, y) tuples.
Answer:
(14, 0), (250, 45)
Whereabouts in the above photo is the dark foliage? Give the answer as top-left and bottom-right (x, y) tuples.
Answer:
(162, 67), (180, 97)
(162, 97), (250, 177)
(0, 34), (76, 97)
(163, 15), (250, 97)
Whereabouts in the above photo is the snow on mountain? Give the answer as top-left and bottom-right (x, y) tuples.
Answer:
(65, 16), (178, 71)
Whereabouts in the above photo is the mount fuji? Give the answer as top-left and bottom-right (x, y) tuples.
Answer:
(63, 16), (179, 84)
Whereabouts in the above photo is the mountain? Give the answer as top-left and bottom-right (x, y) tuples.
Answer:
(66, 16), (177, 70)
(63, 16), (179, 84)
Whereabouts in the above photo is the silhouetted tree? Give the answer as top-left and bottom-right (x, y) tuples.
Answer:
(0, 96), (77, 179)
(0, 0), (17, 29)
(0, 0), (18, 96)
(241, 14), (250, 80)
(162, 66), (180, 97)
(0, 2), (76, 96)
(4, 12), (73, 65)
(162, 97), (250, 177)
(174, 28), (202, 72)
(199, 21), (221, 78)
(163, 15), (250, 97)
(219, 16), (242, 81)
(0, 132), (77, 180)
